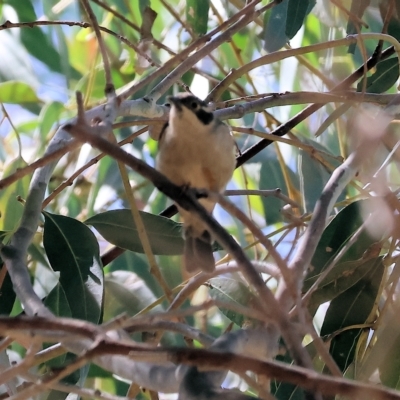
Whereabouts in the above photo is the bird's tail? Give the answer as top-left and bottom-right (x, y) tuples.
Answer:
(183, 228), (215, 273)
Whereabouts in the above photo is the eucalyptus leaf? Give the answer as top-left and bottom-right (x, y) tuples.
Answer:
(86, 209), (184, 255)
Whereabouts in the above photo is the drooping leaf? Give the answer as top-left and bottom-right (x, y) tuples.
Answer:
(320, 258), (384, 371)
(85, 209), (184, 255)
(43, 212), (104, 323)
(209, 274), (258, 327)
(356, 57), (400, 93)
(186, 0), (209, 36)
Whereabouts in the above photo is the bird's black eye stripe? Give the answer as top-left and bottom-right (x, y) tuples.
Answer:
(196, 108), (214, 125)
(178, 95), (214, 124)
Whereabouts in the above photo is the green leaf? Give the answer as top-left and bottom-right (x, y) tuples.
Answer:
(259, 159), (298, 225)
(308, 256), (382, 313)
(263, 0), (288, 52)
(0, 157), (30, 231)
(85, 209), (184, 255)
(186, 0), (209, 36)
(0, 81), (40, 104)
(320, 258), (384, 371)
(357, 58), (400, 93)
(43, 212), (104, 323)
(208, 274), (257, 327)
(303, 200), (377, 296)
(286, 0), (315, 39)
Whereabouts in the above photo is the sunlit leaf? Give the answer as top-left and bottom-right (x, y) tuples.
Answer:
(0, 157), (30, 231)
(0, 81), (40, 104)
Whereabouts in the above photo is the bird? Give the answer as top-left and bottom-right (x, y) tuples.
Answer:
(156, 93), (236, 273)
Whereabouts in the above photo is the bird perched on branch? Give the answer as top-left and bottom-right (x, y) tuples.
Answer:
(156, 93), (236, 273)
